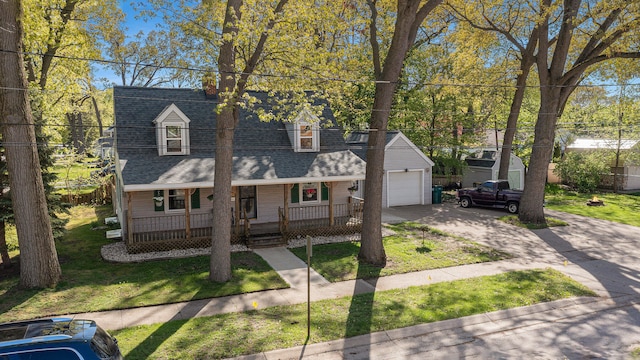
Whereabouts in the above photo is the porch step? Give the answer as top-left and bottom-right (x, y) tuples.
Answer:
(248, 233), (286, 249)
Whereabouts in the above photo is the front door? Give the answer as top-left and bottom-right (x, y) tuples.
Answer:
(238, 186), (257, 219)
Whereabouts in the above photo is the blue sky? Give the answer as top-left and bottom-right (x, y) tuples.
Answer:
(119, 1), (160, 34)
(93, 1), (161, 87)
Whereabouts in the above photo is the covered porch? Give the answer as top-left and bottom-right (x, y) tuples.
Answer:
(123, 190), (364, 253)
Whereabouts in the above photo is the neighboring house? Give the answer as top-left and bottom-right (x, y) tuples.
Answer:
(103, 125), (115, 138)
(564, 138), (640, 191)
(462, 150), (526, 190)
(112, 86), (367, 253)
(92, 136), (113, 160)
(346, 131), (435, 207)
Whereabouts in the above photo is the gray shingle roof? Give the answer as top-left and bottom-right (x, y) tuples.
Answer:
(113, 87), (366, 188)
(345, 130), (400, 161)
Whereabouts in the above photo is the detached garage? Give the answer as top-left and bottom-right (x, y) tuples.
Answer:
(346, 131), (435, 208)
(462, 150), (526, 190)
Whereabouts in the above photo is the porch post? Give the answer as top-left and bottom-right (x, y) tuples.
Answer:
(233, 187), (240, 236)
(283, 184), (290, 232)
(327, 182), (334, 226)
(126, 192), (133, 247)
(185, 188), (191, 240)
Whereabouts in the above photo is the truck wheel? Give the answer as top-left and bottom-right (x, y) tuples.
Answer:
(507, 201), (519, 214)
(459, 197), (471, 208)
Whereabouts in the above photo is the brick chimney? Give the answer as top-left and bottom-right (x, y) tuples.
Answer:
(202, 73), (217, 99)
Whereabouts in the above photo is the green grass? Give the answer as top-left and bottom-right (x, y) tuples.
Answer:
(51, 159), (103, 194)
(52, 161), (94, 180)
(112, 268), (595, 359)
(289, 222), (511, 282)
(0, 205), (288, 323)
(545, 186), (640, 227)
(499, 215), (568, 229)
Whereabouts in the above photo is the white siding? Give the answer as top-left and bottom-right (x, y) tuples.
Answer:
(384, 137), (429, 171)
(491, 154), (525, 189)
(463, 167), (492, 188)
(255, 184), (285, 223)
(382, 135), (433, 207)
(251, 182), (354, 223)
(125, 182), (356, 232)
(164, 111), (184, 122)
(128, 189), (213, 218)
(626, 166), (640, 190)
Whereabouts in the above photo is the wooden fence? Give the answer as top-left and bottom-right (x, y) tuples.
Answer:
(61, 183), (112, 205)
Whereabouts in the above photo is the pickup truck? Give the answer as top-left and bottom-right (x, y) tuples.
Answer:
(456, 180), (523, 214)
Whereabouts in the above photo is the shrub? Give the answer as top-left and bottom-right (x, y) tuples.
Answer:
(553, 151), (610, 192)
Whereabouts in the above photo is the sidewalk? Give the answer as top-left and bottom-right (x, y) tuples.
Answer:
(73, 205), (640, 358)
(74, 255), (561, 331)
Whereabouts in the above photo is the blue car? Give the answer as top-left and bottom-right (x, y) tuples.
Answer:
(0, 317), (123, 359)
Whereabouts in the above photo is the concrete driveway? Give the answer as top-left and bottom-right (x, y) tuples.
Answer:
(238, 204), (640, 359)
(383, 203), (640, 299)
(374, 202), (640, 358)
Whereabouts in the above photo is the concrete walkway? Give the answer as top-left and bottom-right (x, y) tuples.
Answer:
(73, 204), (640, 358)
(252, 247), (330, 288)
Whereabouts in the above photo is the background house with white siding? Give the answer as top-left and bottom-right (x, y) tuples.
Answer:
(565, 138), (640, 191)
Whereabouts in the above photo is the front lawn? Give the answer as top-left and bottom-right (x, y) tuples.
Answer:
(113, 268), (595, 359)
(0, 205), (288, 322)
(545, 187), (640, 227)
(289, 222), (511, 282)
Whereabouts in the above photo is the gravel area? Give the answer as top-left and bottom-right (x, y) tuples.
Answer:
(101, 228), (395, 263)
(100, 235), (358, 263)
(100, 242), (250, 263)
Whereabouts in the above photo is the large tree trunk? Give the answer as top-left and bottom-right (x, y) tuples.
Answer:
(207, 0), (287, 282)
(91, 96), (104, 137)
(0, 220), (11, 268)
(518, 88), (560, 225)
(0, 0), (61, 288)
(209, 0), (241, 283)
(67, 113), (79, 149)
(209, 105), (234, 282)
(360, 0), (442, 266)
(498, 60), (534, 179)
(360, 84), (394, 266)
(77, 113), (85, 154)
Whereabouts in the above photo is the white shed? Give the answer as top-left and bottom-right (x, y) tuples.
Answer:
(347, 131), (435, 208)
(462, 150), (525, 190)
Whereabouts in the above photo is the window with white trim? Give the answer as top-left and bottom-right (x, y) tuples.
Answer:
(167, 189), (186, 210)
(300, 182), (320, 203)
(165, 125), (183, 153)
(290, 183), (328, 204)
(299, 124), (313, 150)
(153, 104), (191, 156)
(153, 189), (200, 212)
(295, 121), (319, 152)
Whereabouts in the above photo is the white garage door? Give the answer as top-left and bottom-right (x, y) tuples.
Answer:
(388, 171), (422, 206)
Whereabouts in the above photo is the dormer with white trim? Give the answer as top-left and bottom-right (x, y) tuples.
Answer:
(286, 109), (320, 152)
(153, 103), (191, 156)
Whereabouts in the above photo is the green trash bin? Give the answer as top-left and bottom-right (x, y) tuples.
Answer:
(432, 185), (443, 204)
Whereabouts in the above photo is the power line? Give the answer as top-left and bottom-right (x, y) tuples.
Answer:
(3, 120), (640, 132)
(3, 48), (640, 89)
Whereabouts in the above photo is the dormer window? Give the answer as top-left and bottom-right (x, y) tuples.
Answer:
(165, 125), (183, 153)
(293, 109), (319, 152)
(299, 124), (314, 150)
(153, 104), (191, 156)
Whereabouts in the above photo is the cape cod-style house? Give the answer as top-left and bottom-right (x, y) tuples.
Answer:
(112, 86), (366, 253)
